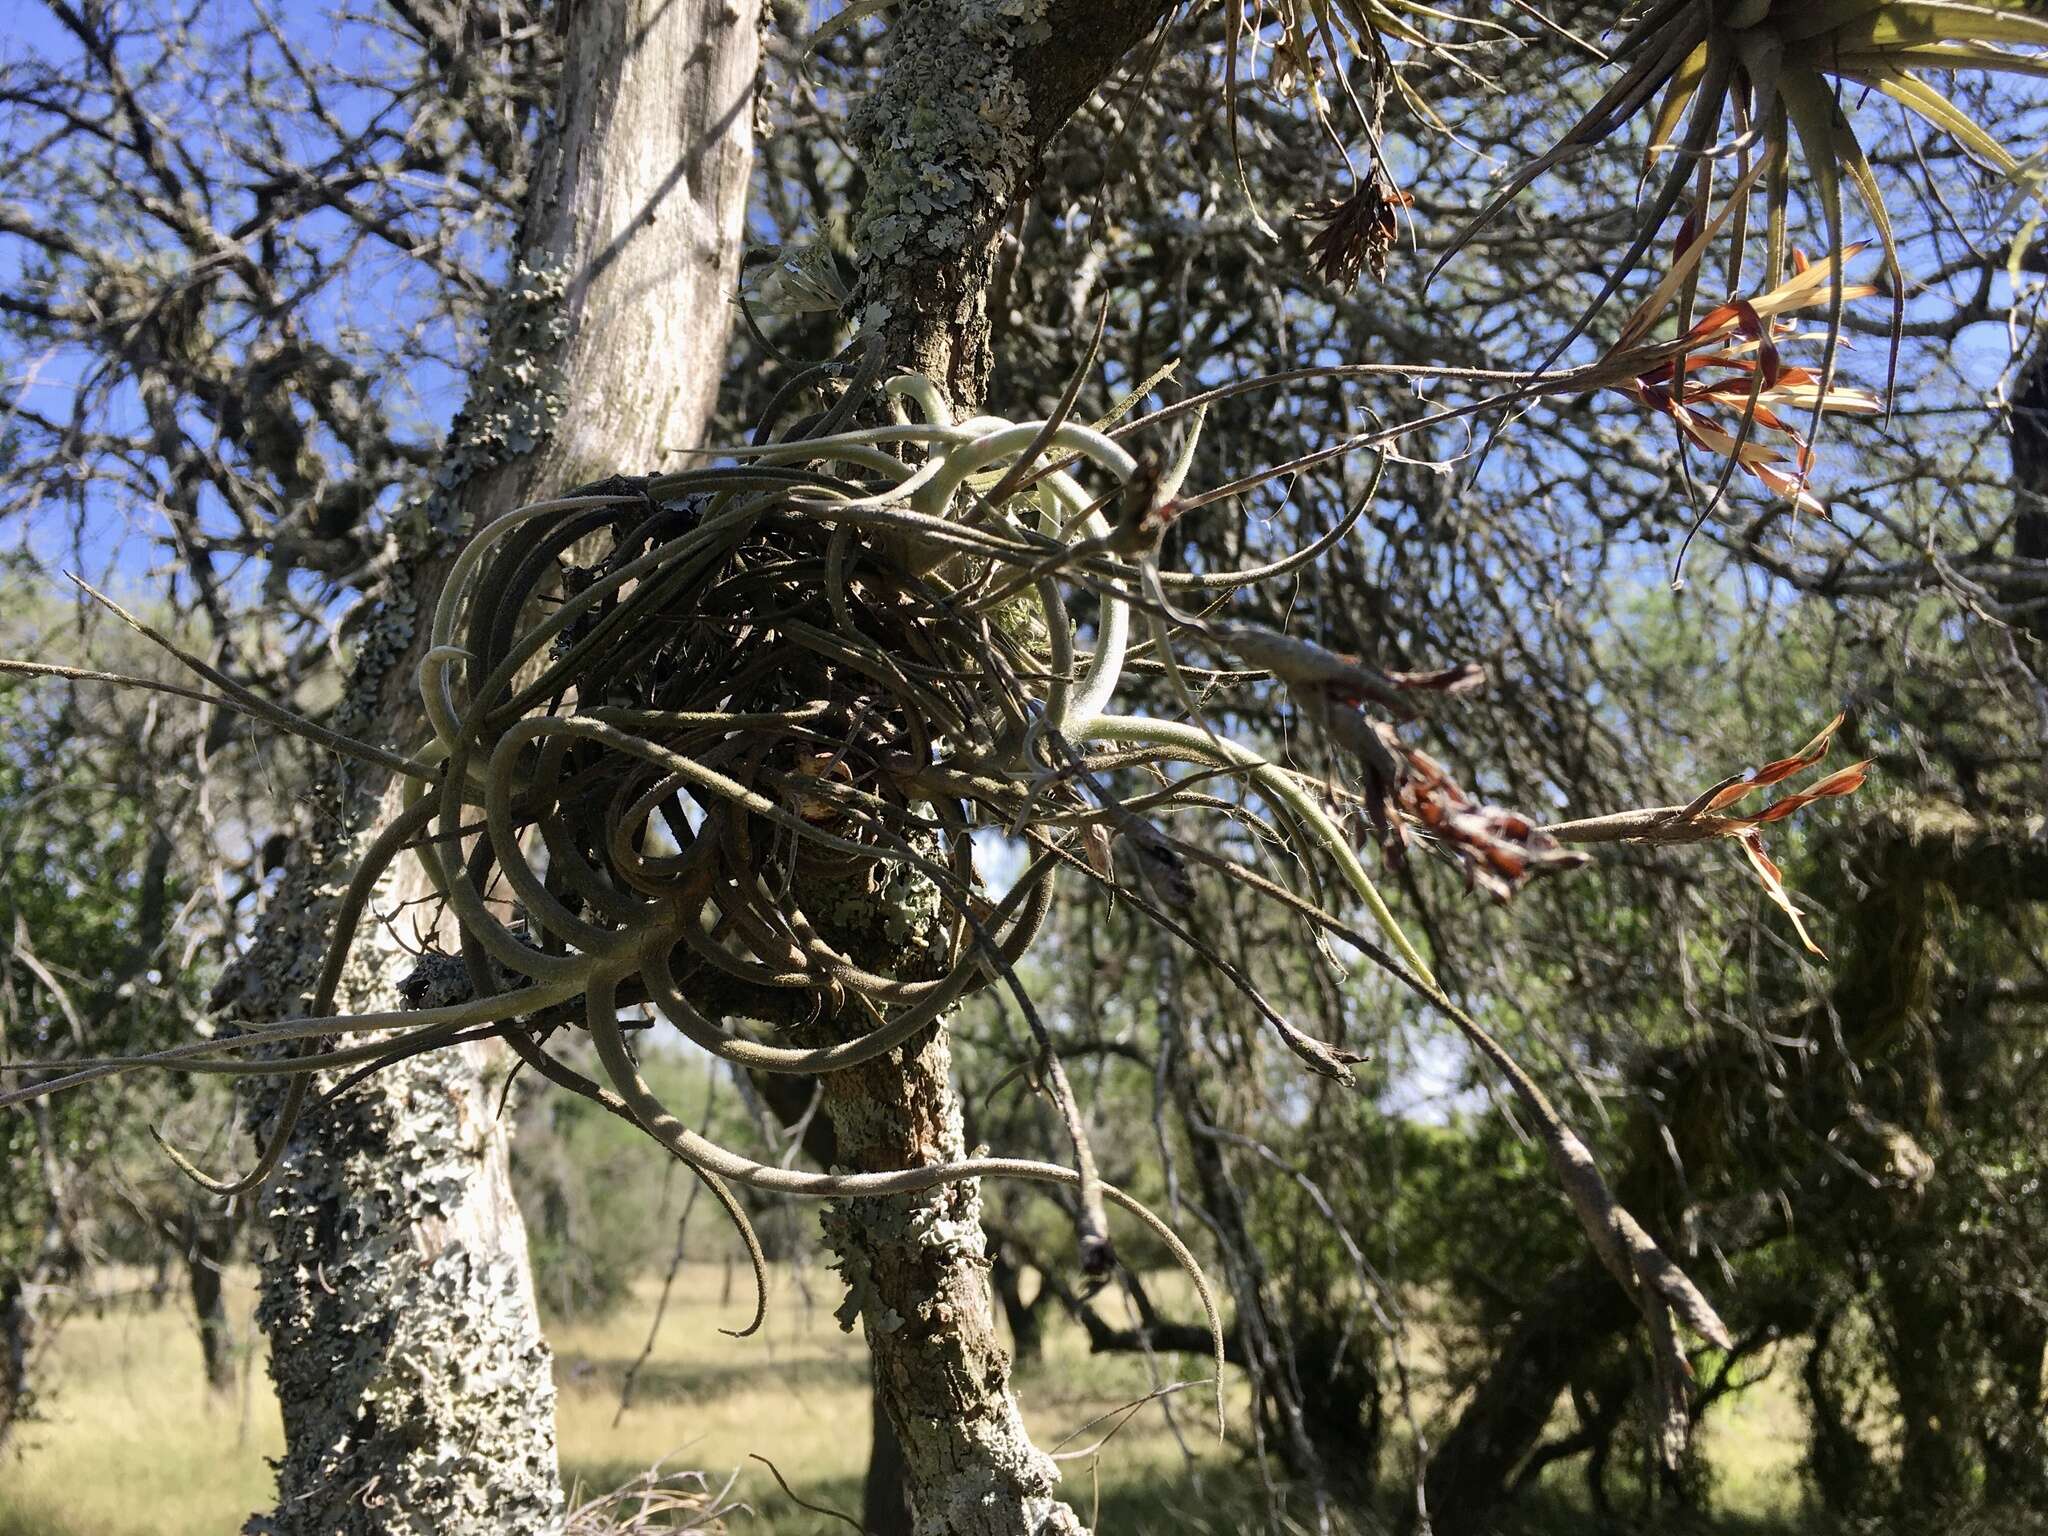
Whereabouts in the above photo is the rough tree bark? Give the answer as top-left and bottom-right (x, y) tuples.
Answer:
(218, 5), (760, 1531)
(747, 1071), (913, 1535)
(785, 6), (1173, 1532)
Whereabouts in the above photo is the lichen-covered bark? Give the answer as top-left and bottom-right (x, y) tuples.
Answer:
(812, 1019), (1083, 1536)
(242, 1035), (557, 1536)
(806, 8), (1173, 1531)
(222, 4), (760, 1531)
(793, 854), (1083, 1536)
(850, 0), (1172, 400)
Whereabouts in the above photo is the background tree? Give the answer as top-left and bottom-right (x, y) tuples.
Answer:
(0, 573), (245, 1441)
(4, 0), (758, 1529)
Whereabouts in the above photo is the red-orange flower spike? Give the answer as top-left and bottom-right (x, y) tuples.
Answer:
(1604, 255), (1881, 517)
(1701, 712), (1847, 812)
(1682, 715), (1874, 956)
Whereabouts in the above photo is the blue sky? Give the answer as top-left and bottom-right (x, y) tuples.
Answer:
(2, 0), (498, 600)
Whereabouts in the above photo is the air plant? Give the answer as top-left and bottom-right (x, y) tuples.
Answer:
(1197, 619), (1587, 898)
(1547, 712), (1874, 955)
(1435, 0), (2048, 388)
(1246, 0), (1494, 129)
(1601, 237), (1884, 514)
(0, 357), (1753, 1461)
(1390, 747), (1595, 900)
(1688, 712), (1874, 956)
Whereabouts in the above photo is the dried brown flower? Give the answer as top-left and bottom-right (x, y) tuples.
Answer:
(1299, 180), (1411, 286)
(1395, 748), (1589, 901)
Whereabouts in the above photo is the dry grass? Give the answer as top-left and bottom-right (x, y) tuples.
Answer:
(0, 1264), (1807, 1534)
(0, 1277), (283, 1536)
(549, 1259), (1252, 1533)
(0, 1264), (1250, 1536)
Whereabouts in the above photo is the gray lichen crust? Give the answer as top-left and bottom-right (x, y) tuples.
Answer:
(244, 1041), (560, 1536)
(224, 271), (571, 1536)
(418, 259), (572, 534)
(801, 850), (1083, 1536)
(848, 0), (1050, 397)
(849, 0), (1046, 288)
(216, 0), (762, 1526)
(232, 751), (562, 1536)
(813, 1025), (1083, 1536)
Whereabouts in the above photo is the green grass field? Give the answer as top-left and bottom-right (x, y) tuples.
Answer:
(0, 1264), (1811, 1534)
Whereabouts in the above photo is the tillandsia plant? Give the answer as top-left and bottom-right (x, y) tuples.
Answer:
(1210, 1), (2046, 582)
(1600, 230), (1884, 525)
(1548, 712), (1874, 955)
(1435, 0), (2048, 402)
(0, 353), (1844, 1458)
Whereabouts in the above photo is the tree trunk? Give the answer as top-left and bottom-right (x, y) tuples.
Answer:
(0, 1272), (28, 1451)
(989, 1241), (1045, 1367)
(181, 1201), (241, 1396)
(741, 1071), (916, 1533)
(864, 1370), (917, 1536)
(1875, 1248), (1977, 1512)
(797, 8), (1171, 1531)
(1988, 362), (2048, 1508)
(1421, 1260), (1637, 1536)
(222, 5), (760, 1532)
(1803, 1309), (1877, 1513)
(1156, 966), (1334, 1509)
(804, 975), (1081, 1535)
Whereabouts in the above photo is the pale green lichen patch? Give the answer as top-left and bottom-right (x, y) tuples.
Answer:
(412, 258), (571, 539)
(849, 0), (1048, 312)
(247, 1044), (560, 1536)
(229, 250), (577, 1531)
